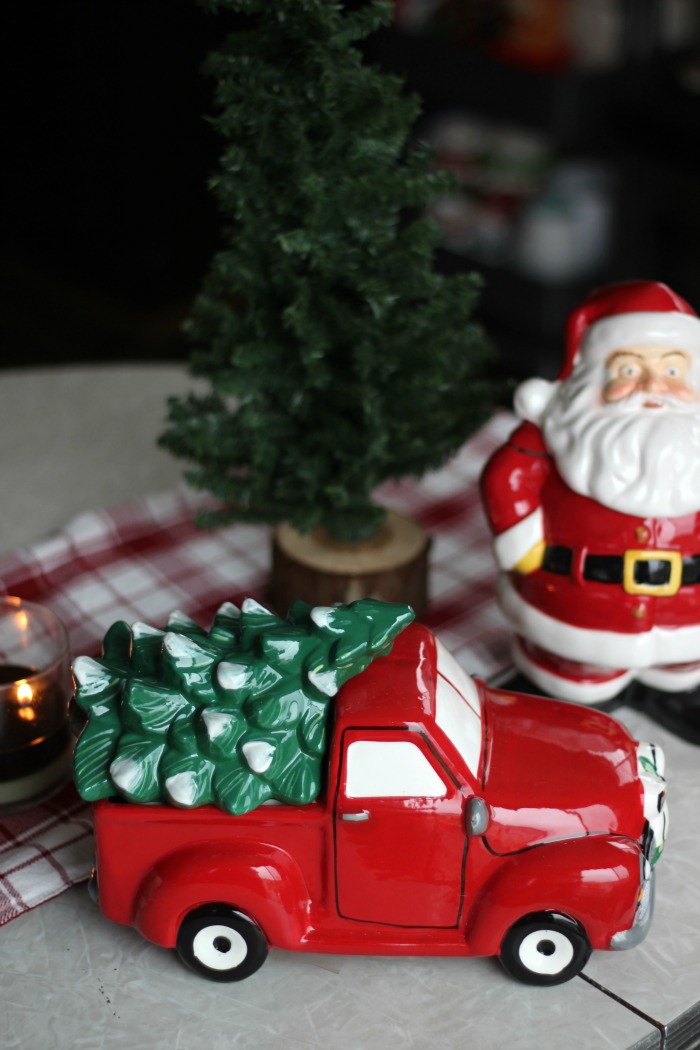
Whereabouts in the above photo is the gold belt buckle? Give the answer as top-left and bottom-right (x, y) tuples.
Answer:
(623, 550), (683, 596)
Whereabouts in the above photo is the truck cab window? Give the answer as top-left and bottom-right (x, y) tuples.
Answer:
(345, 739), (447, 798)
(434, 640), (482, 777)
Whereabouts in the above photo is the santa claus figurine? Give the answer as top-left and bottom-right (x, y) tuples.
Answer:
(481, 279), (700, 737)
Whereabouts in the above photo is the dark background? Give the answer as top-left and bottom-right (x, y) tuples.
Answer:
(3, 1), (700, 377)
(3, 2), (225, 368)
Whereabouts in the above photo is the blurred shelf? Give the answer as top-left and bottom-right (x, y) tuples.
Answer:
(367, 27), (630, 148)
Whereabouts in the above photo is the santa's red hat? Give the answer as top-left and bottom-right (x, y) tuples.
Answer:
(560, 280), (700, 380)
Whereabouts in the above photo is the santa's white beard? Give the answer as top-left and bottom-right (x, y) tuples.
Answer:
(534, 365), (700, 517)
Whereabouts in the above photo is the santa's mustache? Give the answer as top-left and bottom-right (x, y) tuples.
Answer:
(602, 389), (697, 414)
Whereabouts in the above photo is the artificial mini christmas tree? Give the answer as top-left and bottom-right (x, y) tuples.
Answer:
(160, 0), (495, 610)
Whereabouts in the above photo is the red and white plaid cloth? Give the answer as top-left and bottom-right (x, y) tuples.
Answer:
(0, 411), (515, 925)
(0, 781), (94, 925)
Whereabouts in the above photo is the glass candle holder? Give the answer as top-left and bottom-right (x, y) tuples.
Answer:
(0, 596), (72, 812)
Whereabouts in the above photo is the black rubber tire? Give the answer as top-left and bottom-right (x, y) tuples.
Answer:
(176, 905), (269, 982)
(499, 912), (591, 986)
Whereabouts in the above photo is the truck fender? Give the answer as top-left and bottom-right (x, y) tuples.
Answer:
(466, 836), (642, 956)
(133, 841), (311, 951)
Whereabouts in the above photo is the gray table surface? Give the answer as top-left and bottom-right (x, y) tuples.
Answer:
(1, 364), (699, 1050)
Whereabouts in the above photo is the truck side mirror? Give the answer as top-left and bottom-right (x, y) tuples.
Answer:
(466, 796), (489, 836)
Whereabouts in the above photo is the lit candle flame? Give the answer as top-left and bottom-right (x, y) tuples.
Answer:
(16, 681), (37, 721)
(17, 682), (33, 704)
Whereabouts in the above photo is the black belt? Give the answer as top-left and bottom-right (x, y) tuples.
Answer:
(542, 545), (700, 596)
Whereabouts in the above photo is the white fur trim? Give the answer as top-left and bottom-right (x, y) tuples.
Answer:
(492, 508), (544, 570)
(580, 311), (700, 365)
(636, 663), (700, 691)
(498, 574), (700, 668)
(514, 377), (557, 425)
(512, 637), (633, 704)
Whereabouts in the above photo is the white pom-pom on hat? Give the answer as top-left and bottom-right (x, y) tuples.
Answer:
(514, 377), (557, 425)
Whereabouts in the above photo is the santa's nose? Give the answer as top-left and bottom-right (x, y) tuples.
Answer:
(640, 371), (670, 393)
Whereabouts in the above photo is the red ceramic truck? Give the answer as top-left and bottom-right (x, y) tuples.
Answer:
(88, 622), (668, 986)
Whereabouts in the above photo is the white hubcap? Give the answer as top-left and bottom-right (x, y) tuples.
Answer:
(192, 924), (248, 971)
(518, 929), (574, 975)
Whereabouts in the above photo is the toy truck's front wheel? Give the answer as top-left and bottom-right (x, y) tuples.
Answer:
(176, 905), (269, 982)
(499, 912), (591, 986)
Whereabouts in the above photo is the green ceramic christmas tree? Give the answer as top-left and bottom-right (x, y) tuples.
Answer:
(73, 597), (413, 814)
(160, 0), (494, 545)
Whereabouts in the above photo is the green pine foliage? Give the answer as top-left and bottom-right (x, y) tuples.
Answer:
(73, 597), (414, 814)
(160, 0), (495, 542)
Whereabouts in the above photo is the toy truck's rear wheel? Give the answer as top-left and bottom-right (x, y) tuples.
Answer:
(176, 905), (268, 982)
(499, 912), (591, 986)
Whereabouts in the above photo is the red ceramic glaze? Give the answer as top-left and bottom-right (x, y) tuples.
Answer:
(89, 623), (667, 986)
(480, 281), (700, 708)
(482, 420), (700, 636)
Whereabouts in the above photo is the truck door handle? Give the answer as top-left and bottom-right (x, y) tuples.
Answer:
(342, 810), (370, 822)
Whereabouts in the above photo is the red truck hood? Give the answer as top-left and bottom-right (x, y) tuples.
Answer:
(480, 686), (644, 855)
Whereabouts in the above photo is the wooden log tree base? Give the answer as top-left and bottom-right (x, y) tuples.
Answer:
(270, 510), (431, 618)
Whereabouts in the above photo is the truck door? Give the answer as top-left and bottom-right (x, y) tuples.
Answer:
(334, 729), (467, 928)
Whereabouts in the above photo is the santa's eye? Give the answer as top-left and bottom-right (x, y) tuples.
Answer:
(618, 364), (640, 377)
(664, 366), (681, 377)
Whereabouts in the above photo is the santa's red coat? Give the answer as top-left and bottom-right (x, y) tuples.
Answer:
(480, 421), (700, 669)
